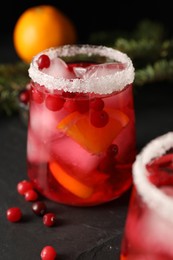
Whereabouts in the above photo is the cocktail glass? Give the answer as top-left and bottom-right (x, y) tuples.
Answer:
(120, 131), (173, 259)
(27, 44), (136, 206)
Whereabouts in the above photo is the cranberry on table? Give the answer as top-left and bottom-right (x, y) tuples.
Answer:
(40, 245), (57, 260)
(43, 213), (57, 227)
(6, 207), (22, 222)
(37, 54), (51, 70)
(24, 189), (38, 202)
(17, 180), (34, 195)
(32, 201), (47, 216)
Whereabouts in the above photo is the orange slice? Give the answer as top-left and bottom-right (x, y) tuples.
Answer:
(57, 108), (129, 154)
(49, 161), (93, 199)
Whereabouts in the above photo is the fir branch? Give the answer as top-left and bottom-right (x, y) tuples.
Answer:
(0, 62), (29, 116)
(113, 38), (160, 61)
(135, 59), (173, 86)
(114, 38), (173, 63)
(0, 62), (29, 88)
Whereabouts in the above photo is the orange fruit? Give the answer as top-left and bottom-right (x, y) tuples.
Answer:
(13, 5), (77, 63)
(57, 108), (129, 154)
(49, 161), (93, 199)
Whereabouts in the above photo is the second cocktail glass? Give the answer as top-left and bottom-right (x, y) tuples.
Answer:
(27, 44), (136, 206)
(120, 131), (173, 259)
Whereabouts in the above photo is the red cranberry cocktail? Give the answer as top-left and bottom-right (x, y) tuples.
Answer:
(27, 45), (136, 206)
(121, 132), (173, 259)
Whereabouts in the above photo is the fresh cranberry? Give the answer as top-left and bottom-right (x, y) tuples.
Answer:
(90, 98), (104, 111)
(32, 201), (47, 216)
(17, 180), (34, 195)
(6, 207), (22, 222)
(24, 189), (38, 202)
(45, 94), (65, 111)
(90, 110), (109, 128)
(43, 213), (56, 227)
(19, 89), (30, 104)
(40, 245), (57, 260)
(37, 54), (50, 70)
(64, 99), (77, 112)
(106, 144), (119, 158)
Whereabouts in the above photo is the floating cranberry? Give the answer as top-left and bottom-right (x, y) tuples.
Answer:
(43, 213), (56, 227)
(24, 189), (38, 202)
(17, 180), (34, 195)
(90, 110), (109, 128)
(45, 94), (65, 111)
(37, 54), (50, 70)
(40, 245), (57, 260)
(64, 99), (77, 112)
(90, 98), (104, 111)
(106, 144), (119, 158)
(32, 201), (47, 216)
(6, 207), (22, 222)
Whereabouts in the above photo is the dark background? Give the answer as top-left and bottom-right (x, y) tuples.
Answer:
(1, 1), (173, 56)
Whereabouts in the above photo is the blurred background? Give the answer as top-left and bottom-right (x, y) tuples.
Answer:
(1, 1), (173, 37)
(1, 1), (173, 63)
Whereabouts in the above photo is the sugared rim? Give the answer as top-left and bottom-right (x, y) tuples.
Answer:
(28, 44), (135, 94)
(133, 132), (173, 223)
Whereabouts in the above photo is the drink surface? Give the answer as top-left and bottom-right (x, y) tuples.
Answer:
(27, 46), (136, 206)
(121, 132), (173, 259)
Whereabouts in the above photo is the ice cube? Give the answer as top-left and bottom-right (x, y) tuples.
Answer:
(51, 136), (101, 176)
(73, 67), (87, 78)
(27, 131), (49, 163)
(43, 57), (75, 79)
(126, 205), (173, 255)
(83, 62), (126, 79)
(29, 103), (67, 142)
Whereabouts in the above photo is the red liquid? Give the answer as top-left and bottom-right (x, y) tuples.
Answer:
(120, 153), (173, 259)
(27, 63), (136, 206)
